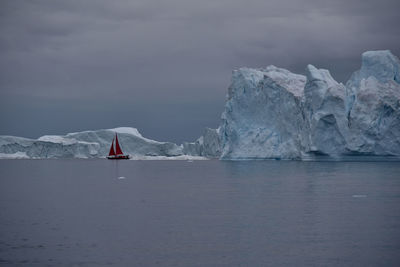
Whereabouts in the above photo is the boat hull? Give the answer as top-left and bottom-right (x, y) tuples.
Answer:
(107, 155), (130, 160)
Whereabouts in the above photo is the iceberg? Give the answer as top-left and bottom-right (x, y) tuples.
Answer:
(303, 64), (349, 156)
(220, 66), (308, 159)
(344, 51), (400, 156)
(219, 50), (400, 159)
(183, 127), (221, 158)
(0, 127), (184, 159)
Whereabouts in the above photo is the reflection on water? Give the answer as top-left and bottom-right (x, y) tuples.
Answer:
(0, 160), (399, 266)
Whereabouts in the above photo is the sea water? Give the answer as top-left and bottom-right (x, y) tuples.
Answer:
(0, 160), (399, 266)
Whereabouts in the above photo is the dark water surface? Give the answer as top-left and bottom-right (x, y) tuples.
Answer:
(0, 160), (399, 266)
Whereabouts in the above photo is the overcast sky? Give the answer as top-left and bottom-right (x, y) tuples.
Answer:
(1, 0), (399, 143)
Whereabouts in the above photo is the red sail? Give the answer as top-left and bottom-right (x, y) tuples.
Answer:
(115, 134), (123, 155)
(108, 137), (116, 156)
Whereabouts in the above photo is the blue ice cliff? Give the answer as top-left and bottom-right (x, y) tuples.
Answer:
(1, 50), (399, 160)
(217, 50), (400, 159)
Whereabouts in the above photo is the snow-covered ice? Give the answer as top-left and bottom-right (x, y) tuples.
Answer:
(0, 152), (30, 159)
(0, 128), (183, 159)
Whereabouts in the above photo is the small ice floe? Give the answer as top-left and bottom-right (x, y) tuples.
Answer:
(187, 160), (193, 163)
(118, 176), (126, 179)
(352, 194), (367, 198)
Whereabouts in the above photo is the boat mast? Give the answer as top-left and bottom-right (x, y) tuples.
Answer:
(115, 134), (124, 155)
(108, 137), (116, 156)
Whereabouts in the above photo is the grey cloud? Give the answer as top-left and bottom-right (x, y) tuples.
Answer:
(0, 0), (399, 142)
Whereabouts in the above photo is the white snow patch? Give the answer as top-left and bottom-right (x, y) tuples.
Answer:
(0, 152), (29, 159)
(110, 127), (142, 137)
(111, 127), (164, 144)
(38, 135), (99, 147)
(38, 135), (77, 145)
(129, 155), (208, 160)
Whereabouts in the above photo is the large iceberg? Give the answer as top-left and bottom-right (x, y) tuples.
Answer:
(219, 50), (400, 159)
(0, 127), (184, 159)
(220, 66), (308, 159)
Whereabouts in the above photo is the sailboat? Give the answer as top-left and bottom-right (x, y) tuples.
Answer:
(107, 133), (130, 159)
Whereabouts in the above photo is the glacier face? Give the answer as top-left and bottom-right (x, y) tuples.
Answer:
(0, 127), (184, 159)
(219, 50), (400, 159)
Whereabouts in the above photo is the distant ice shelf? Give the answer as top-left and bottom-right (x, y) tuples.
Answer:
(0, 127), (184, 159)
